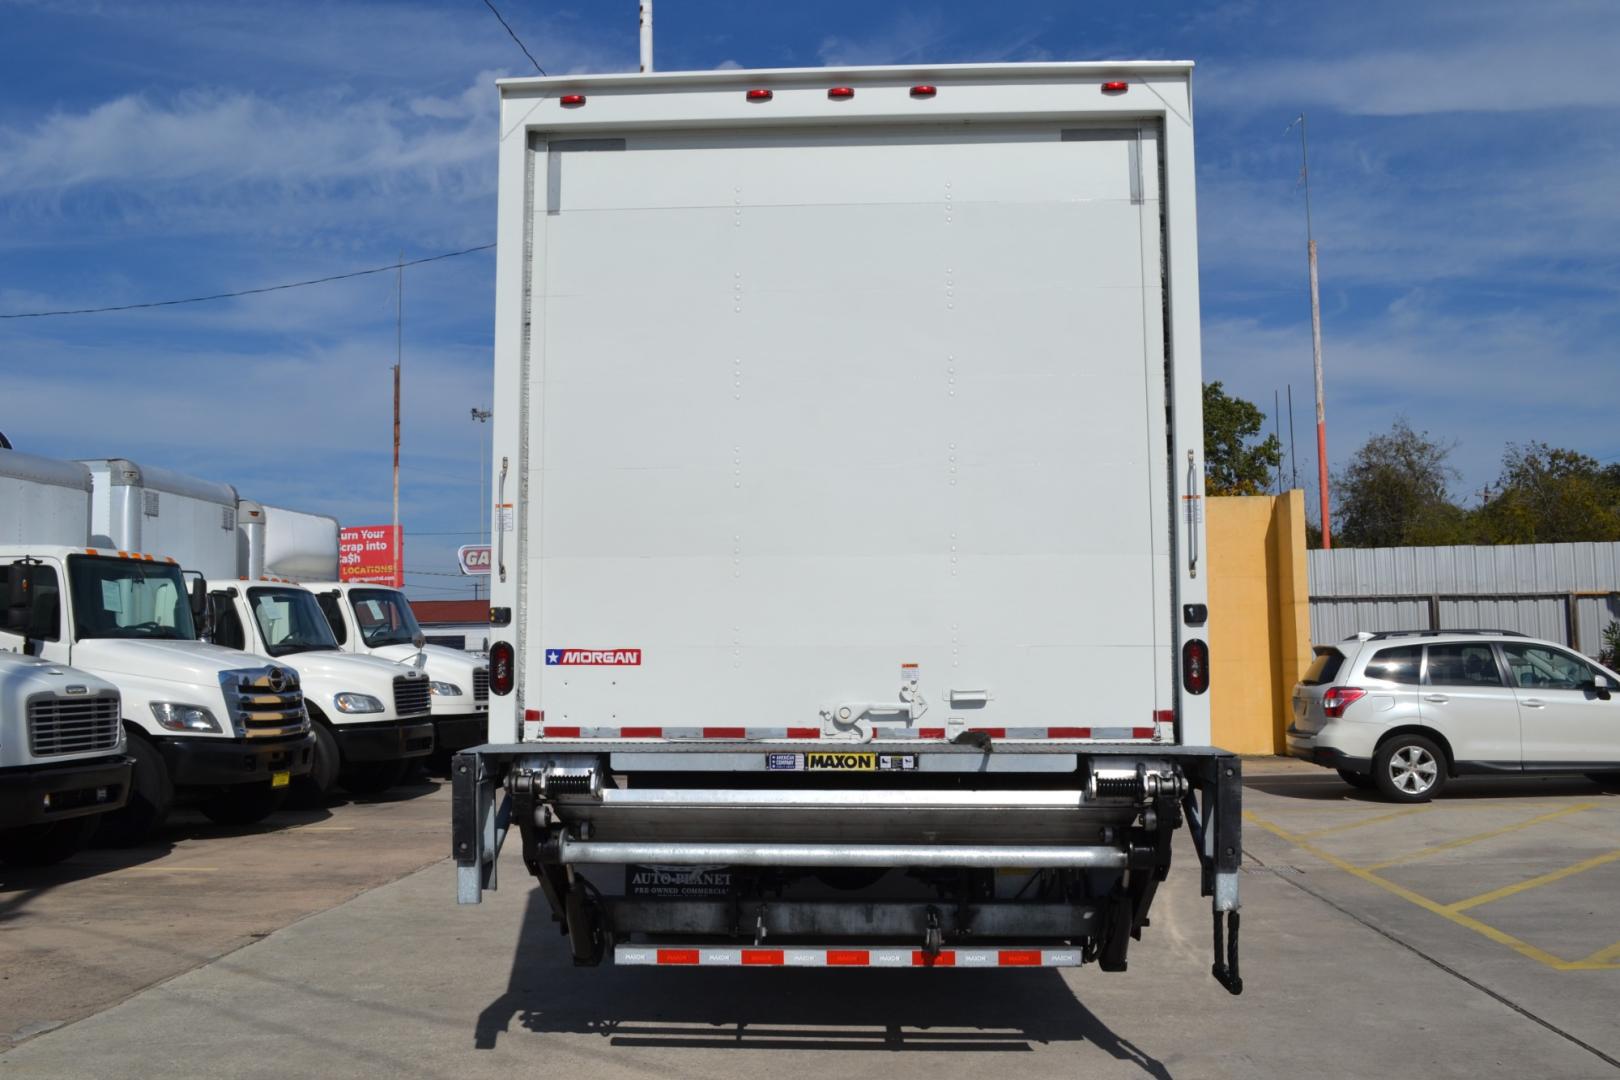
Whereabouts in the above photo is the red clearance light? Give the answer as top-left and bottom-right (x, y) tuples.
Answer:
(489, 641), (514, 695)
(1182, 638), (1210, 695)
(828, 86), (855, 100)
(746, 88), (773, 102)
(1321, 686), (1368, 718)
(559, 93), (586, 107)
(910, 84), (937, 98)
(1102, 81), (1129, 93)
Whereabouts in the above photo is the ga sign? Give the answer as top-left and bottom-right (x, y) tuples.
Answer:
(457, 544), (492, 576)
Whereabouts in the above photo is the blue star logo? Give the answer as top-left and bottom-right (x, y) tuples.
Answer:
(546, 650), (561, 665)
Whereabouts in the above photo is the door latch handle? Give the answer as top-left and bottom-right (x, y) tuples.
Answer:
(1423, 694), (1449, 703)
(1521, 698), (1546, 708)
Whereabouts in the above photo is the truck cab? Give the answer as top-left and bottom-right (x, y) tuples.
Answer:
(0, 547), (314, 842)
(303, 581), (488, 762)
(204, 578), (434, 796)
(0, 653), (132, 865)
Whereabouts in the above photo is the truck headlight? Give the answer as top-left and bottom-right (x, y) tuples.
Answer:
(430, 681), (463, 697)
(334, 693), (385, 714)
(150, 703), (222, 733)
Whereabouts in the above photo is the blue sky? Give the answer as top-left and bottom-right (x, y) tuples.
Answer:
(2, 0), (1617, 597)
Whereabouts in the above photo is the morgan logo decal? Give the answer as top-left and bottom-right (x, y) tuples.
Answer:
(546, 648), (642, 666)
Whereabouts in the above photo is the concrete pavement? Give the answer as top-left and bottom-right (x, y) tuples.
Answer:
(5, 759), (1618, 1079)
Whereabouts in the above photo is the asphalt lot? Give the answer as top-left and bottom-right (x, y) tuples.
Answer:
(2, 757), (1616, 1078)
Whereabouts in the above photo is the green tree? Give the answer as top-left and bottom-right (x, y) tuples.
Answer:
(1333, 419), (1471, 547)
(1473, 443), (1620, 543)
(1203, 382), (1283, 496)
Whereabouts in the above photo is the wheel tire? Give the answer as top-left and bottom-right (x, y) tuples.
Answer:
(0, 816), (98, 867)
(1585, 772), (1620, 793)
(295, 721), (341, 799)
(1373, 735), (1447, 803)
(1337, 768), (1376, 790)
(199, 782), (288, 826)
(95, 734), (174, 846)
(339, 759), (407, 795)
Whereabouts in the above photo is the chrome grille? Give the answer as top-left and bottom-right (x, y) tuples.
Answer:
(393, 674), (431, 717)
(27, 694), (121, 757)
(229, 667), (306, 739)
(473, 668), (489, 702)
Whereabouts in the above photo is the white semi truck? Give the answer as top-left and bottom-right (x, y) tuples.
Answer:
(453, 62), (1242, 991)
(204, 578), (434, 795)
(0, 653), (131, 865)
(1, 450), (314, 842)
(305, 582), (489, 763)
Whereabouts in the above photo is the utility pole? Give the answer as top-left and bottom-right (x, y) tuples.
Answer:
(1287, 114), (1332, 547)
(393, 252), (403, 586)
(639, 1), (653, 72)
(471, 407), (493, 600)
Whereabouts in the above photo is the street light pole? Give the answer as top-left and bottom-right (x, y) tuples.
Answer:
(1287, 114), (1332, 548)
(471, 407), (492, 600)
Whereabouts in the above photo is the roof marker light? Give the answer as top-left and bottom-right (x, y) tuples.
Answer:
(1102, 81), (1129, 93)
(910, 84), (937, 98)
(559, 94), (586, 107)
(828, 86), (855, 100)
(746, 88), (773, 102)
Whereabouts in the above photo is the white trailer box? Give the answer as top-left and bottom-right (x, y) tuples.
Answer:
(0, 450), (92, 546)
(456, 62), (1241, 992)
(237, 501), (340, 581)
(81, 459), (239, 578)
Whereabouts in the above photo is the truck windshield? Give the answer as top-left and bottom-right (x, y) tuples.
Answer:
(247, 587), (339, 657)
(349, 588), (423, 647)
(66, 555), (196, 640)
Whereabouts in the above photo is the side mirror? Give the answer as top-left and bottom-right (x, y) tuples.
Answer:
(187, 577), (213, 640)
(1592, 674), (1612, 701)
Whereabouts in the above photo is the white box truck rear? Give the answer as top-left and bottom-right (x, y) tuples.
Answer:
(456, 61), (1241, 992)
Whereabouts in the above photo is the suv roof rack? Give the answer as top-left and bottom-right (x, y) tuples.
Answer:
(1350, 629), (1529, 642)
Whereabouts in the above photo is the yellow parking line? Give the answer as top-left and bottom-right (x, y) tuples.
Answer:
(1245, 811), (1580, 970)
(1448, 850), (1620, 913)
(1361, 804), (1599, 871)
(1576, 939), (1620, 966)
(1300, 806), (1431, 838)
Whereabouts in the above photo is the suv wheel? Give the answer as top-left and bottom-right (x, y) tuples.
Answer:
(1374, 735), (1446, 803)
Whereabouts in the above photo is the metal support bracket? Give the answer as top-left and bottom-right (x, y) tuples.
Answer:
(453, 750), (511, 904)
(1181, 754), (1243, 994)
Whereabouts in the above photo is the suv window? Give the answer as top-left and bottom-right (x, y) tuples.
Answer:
(1425, 643), (1503, 688)
(1301, 650), (1345, 686)
(1365, 645), (1421, 685)
(1500, 644), (1599, 690)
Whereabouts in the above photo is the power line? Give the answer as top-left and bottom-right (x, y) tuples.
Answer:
(479, 0), (546, 75)
(0, 243), (495, 320)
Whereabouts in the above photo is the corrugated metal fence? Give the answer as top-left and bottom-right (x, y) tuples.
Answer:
(1308, 543), (1620, 656)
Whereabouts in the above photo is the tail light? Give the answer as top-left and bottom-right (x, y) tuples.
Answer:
(490, 641), (514, 695)
(1321, 687), (1367, 718)
(1182, 639), (1209, 695)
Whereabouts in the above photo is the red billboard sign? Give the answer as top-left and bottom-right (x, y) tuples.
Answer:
(339, 525), (403, 587)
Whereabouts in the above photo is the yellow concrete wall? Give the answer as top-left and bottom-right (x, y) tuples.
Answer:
(1206, 491), (1312, 754)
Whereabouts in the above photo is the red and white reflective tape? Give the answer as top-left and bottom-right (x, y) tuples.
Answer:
(615, 945), (1083, 968)
(533, 725), (1161, 742)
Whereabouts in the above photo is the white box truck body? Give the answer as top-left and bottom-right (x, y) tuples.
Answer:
(82, 459), (240, 580)
(237, 501), (340, 582)
(2, 450), (314, 842)
(456, 62), (1241, 991)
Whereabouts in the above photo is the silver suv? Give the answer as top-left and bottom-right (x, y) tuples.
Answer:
(1288, 630), (1620, 802)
